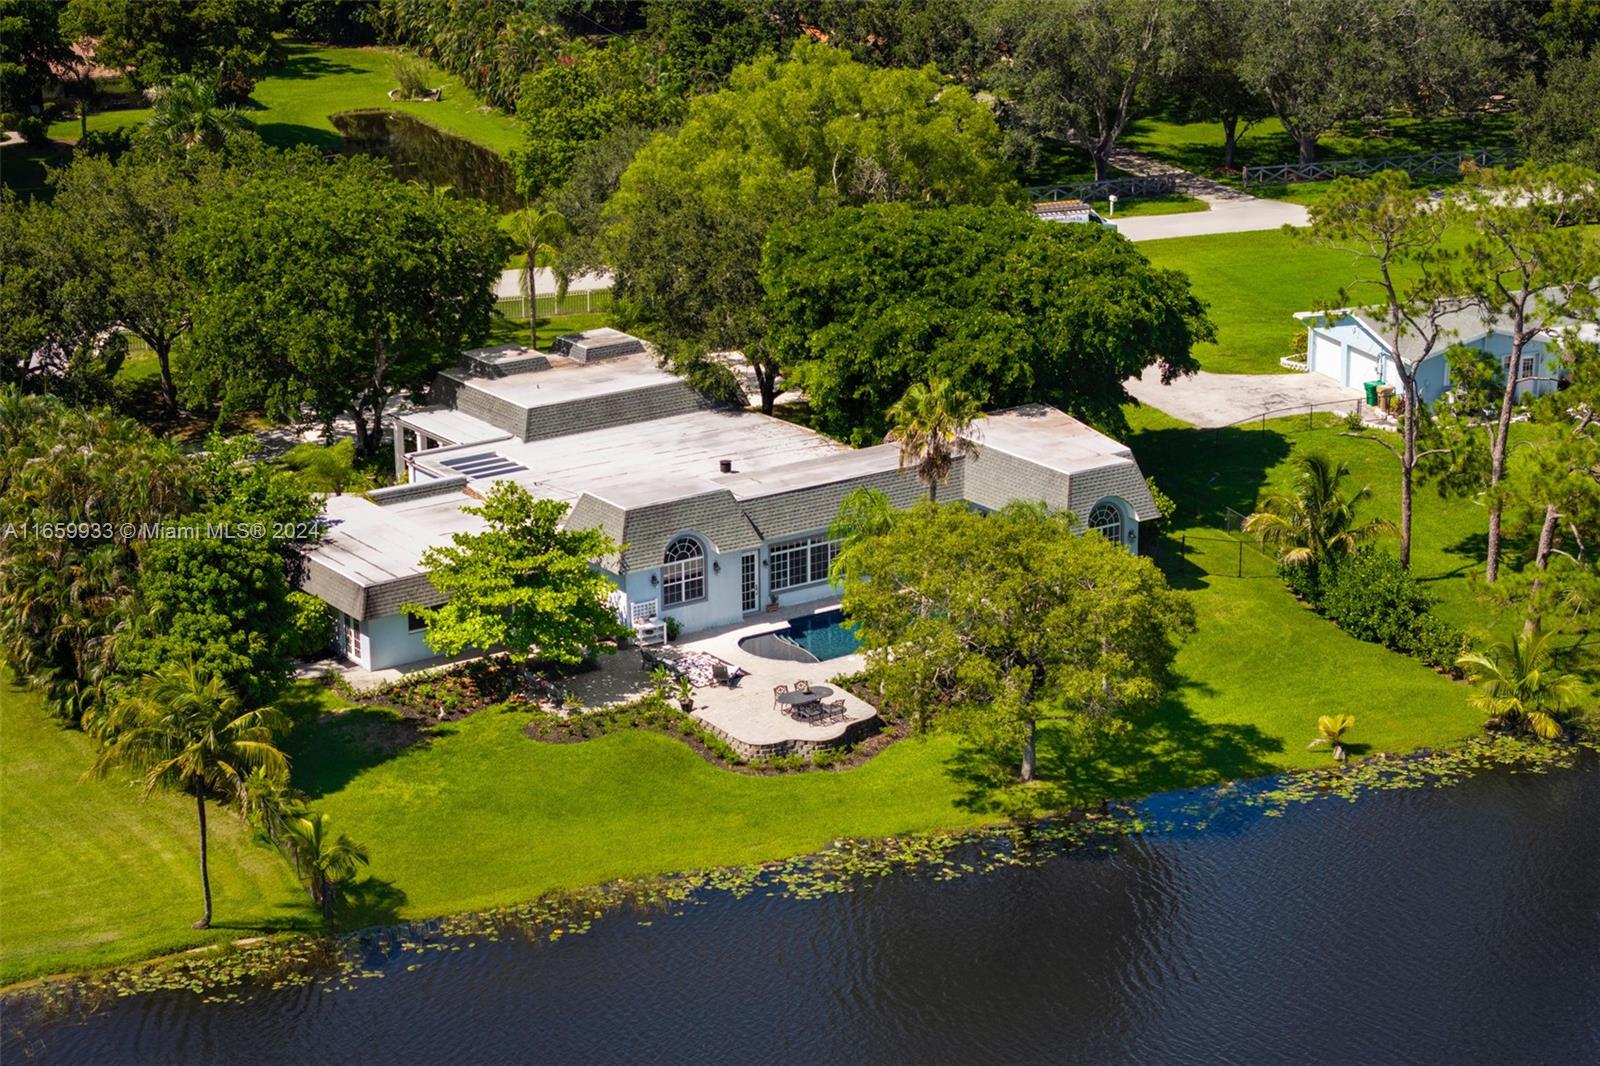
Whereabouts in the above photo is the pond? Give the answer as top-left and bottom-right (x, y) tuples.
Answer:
(330, 109), (520, 212)
(7, 751), (1596, 1064)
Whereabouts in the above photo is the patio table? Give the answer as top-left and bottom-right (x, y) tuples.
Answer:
(775, 685), (833, 707)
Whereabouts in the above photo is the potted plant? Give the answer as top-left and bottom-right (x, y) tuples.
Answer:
(674, 675), (695, 713)
(767, 593), (780, 614)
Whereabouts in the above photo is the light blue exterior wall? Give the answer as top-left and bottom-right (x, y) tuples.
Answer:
(1305, 318), (1559, 405)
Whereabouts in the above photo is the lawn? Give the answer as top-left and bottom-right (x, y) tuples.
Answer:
(42, 42), (522, 156)
(1139, 228), (1392, 373)
(0, 677), (310, 985)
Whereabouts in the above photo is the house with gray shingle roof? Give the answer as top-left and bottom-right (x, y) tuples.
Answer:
(1293, 300), (1599, 406)
(299, 330), (1161, 670)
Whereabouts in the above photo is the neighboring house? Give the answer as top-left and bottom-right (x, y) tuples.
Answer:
(299, 330), (1160, 671)
(1294, 304), (1599, 406)
(1032, 199), (1112, 226)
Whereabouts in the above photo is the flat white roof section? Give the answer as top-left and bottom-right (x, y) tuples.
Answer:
(976, 405), (1136, 471)
(398, 408), (510, 448)
(444, 350), (678, 408)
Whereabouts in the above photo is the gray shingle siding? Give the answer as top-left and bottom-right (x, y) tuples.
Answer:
(366, 476), (470, 506)
(617, 490), (756, 571)
(741, 468), (927, 542)
(428, 374), (529, 438)
(300, 557), (366, 619)
(365, 573), (444, 618)
(523, 381), (707, 441)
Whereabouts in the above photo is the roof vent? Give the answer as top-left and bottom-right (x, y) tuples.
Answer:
(719, 459), (733, 474)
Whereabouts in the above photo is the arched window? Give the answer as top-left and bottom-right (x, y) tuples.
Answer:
(661, 537), (706, 606)
(1088, 501), (1123, 543)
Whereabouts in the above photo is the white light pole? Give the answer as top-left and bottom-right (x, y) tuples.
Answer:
(1107, 193), (1118, 218)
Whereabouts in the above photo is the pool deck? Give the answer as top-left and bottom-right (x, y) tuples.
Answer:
(557, 600), (879, 757)
(679, 604), (875, 754)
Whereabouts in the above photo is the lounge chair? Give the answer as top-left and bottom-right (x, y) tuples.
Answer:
(712, 661), (746, 688)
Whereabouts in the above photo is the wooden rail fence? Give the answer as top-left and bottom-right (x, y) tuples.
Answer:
(1241, 148), (1518, 186)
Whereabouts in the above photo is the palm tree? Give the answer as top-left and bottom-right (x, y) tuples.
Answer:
(886, 378), (984, 502)
(283, 812), (371, 922)
(89, 662), (289, 928)
(507, 204), (569, 345)
(1307, 713), (1356, 761)
(238, 766), (307, 843)
(1457, 627), (1578, 740)
(143, 74), (251, 153)
(1242, 453), (1395, 568)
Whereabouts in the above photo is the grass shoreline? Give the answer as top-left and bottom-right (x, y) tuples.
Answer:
(5, 731), (1587, 996)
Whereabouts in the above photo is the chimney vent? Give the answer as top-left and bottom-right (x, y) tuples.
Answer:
(719, 459), (733, 474)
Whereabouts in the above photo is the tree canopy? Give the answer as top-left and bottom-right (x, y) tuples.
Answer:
(837, 500), (1194, 784)
(602, 40), (1016, 412)
(62, 0), (284, 98)
(405, 482), (630, 666)
(762, 202), (1210, 442)
(180, 154), (507, 455)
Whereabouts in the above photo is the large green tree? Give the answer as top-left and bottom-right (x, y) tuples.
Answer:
(761, 202), (1211, 442)
(1160, 0), (1270, 171)
(90, 661), (289, 929)
(603, 40), (1016, 413)
(62, 0), (283, 98)
(0, 0), (70, 122)
(180, 155), (507, 455)
(1302, 171), (1457, 569)
(404, 482), (630, 666)
(47, 154), (211, 411)
(510, 37), (684, 199)
(838, 501), (1194, 783)
(1517, 49), (1600, 170)
(985, 0), (1169, 181)
(0, 393), (199, 723)
(1442, 163), (1600, 582)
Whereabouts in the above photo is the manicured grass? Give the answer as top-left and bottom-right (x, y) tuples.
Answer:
(44, 42), (522, 156)
(1139, 228), (1389, 373)
(485, 310), (613, 349)
(1092, 192), (1209, 218)
(0, 677), (309, 985)
(1139, 224), (1600, 374)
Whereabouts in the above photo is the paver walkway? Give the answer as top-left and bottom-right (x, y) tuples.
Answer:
(1104, 148), (1310, 242)
(1125, 365), (1362, 429)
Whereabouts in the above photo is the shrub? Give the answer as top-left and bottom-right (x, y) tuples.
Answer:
(663, 616), (682, 641)
(1315, 550), (1465, 671)
(390, 54), (432, 100)
(1279, 560), (1324, 603)
(16, 115), (46, 144)
(284, 591), (333, 659)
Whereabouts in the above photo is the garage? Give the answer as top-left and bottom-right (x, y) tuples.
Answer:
(1308, 331), (1343, 380)
(1346, 346), (1380, 388)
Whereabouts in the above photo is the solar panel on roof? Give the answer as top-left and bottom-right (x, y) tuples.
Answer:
(438, 451), (527, 478)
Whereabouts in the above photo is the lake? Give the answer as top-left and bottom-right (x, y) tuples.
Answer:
(6, 751), (1596, 1065)
(331, 109), (520, 212)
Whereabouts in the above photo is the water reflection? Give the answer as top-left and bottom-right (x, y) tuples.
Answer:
(331, 109), (520, 212)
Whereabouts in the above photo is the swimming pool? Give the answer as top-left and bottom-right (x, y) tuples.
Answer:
(738, 609), (861, 662)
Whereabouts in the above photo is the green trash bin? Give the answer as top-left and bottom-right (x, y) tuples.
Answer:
(1363, 380), (1381, 405)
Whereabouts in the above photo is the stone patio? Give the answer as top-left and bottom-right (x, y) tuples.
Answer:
(560, 600), (880, 759)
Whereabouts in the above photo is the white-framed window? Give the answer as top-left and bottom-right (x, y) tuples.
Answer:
(661, 536), (706, 606)
(1521, 354), (1536, 380)
(769, 535), (839, 591)
(1088, 501), (1123, 543)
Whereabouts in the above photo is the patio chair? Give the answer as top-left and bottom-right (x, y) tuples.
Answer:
(822, 699), (848, 723)
(772, 683), (789, 711)
(794, 678), (812, 693)
(712, 661), (746, 689)
(794, 702), (824, 722)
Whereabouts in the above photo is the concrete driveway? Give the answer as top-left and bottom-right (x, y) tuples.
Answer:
(1125, 365), (1362, 428)
(1100, 148), (1310, 242)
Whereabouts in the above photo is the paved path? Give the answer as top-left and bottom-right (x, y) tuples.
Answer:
(1125, 365), (1361, 428)
(1104, 148), (1309, 242)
